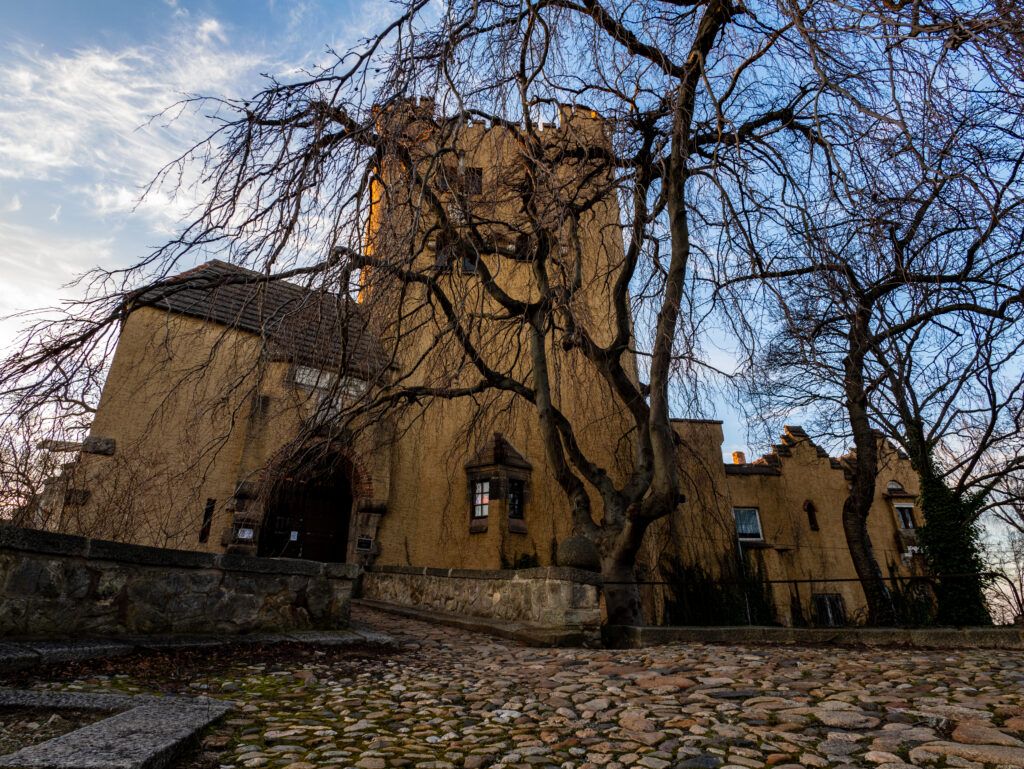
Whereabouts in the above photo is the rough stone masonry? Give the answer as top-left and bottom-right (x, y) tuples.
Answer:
(0, 525), (359, 636)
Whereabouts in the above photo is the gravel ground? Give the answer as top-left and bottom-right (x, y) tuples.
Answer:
(6, 606), (1024, 769)
(0, 707), (106, 755)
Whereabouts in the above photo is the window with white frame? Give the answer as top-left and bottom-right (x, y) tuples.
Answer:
(733, 507), (764, 541)
(471, 479), (490, 519)
(895, 504), (916, 529)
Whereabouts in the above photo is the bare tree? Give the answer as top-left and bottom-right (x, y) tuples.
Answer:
(3, 0), (1024, 625)
(720, 0), (1024, 623)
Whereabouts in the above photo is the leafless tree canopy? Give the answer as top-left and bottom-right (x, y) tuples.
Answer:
(3, 0), (1024, 623)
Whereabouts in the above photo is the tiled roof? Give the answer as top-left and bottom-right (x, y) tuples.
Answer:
(465, 433), (532, 470)
(135, 260), (385, 376)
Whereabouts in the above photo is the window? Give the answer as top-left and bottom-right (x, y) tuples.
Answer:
(812, 593), (847, 627)
(472, 479), (490, 519)
(461, 251), (479, 274)
(733, 507), (763, 541)
(508, 478), (525, 520)
(356, 535), (373, 552)
(896, 505), (916, 529)
(295, 366), (365, 399)
(199, 498), (215, 543)
(804, 500), (819, 532)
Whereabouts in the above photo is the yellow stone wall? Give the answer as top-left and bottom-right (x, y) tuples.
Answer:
(723, 427), (923, 625)
(50, 105), (928, 627)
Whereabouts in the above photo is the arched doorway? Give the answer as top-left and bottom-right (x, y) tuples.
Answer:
(257, 454), (353, 563)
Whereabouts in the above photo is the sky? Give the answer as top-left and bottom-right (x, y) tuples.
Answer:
(0, 0), (756, 458)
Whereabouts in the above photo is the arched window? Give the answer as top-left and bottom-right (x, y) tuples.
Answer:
(803, 500), (819, 532)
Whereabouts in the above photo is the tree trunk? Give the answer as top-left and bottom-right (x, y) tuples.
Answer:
(602, 556), (645, 626)
(600, 517), (651, 626)
(841, 496), (895, 624)
(843, 306), (896, 625)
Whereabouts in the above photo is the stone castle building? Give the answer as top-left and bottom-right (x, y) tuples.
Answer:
(38, 100), (925, 627)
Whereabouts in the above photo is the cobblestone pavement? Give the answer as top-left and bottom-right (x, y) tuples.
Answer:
(31, 607), (1024, 769)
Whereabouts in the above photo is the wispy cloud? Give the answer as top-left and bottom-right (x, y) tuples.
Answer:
(0, 219), (114, 346)
(197, 19), (228, 45)
(0, 21), (265, 214)
(3, 195), (20, 213)
(48, 204), (61, 223)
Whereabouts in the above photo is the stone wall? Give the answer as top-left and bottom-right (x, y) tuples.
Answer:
(361, 565), (602, 640)
(0, 525), (361, 637)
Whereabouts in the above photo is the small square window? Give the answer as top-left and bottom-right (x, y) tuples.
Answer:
(733, 507), (763, 541)
(472, 479), (490, 519)
(895, 505), (916, 529)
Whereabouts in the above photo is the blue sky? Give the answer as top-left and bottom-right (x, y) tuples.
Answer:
(0, 0), (377, 340)
(0, 0), (757, 458)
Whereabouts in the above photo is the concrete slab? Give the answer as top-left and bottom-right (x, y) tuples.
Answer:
(0, 696), (232, 769)
(0, 687), (137, 712)
(0, 641), (40, 670)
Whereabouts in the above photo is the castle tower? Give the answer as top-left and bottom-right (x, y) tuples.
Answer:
(360, 98), (638, 568)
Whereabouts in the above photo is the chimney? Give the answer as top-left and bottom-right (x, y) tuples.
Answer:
(732, 451), (746, 465)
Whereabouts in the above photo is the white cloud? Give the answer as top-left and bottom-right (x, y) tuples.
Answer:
(196, 19), (228, 46)
(48, 204), (61, 223)
(0, 219), (114, 346)
(3, 195), (20, 212)
(0, 27), (262, 190)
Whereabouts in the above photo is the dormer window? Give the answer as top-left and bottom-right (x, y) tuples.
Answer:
(466, 433), (532, 534)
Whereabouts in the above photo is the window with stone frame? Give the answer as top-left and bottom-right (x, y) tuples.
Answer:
(465, 433), (532, 534)
(471, 479), (490, 520)
(733, 507), (763, 541)
(895, 504), (916, 530)
(508, 478), (526, 520)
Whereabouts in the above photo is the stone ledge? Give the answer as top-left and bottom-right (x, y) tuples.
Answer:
(0, 524), (364, 580)
(215, 552), (323, 576)
(367, 564), (602, 586)
(356, 598), (600, 647)
(0, 526), (89, 558)
(603, 624), (1024, 650)
(0, 626), (398, 672)
(0, 687), (232, 769)
(88, 539), (218, 569)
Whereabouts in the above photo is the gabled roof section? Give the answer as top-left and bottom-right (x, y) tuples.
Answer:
(465, 432), (532, 471)
(134, 260), (385, 376)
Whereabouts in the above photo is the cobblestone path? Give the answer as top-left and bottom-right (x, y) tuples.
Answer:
(41, 607), (1024, 769)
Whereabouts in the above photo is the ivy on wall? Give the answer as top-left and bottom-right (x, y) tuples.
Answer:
(916, 474), (992, 626)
